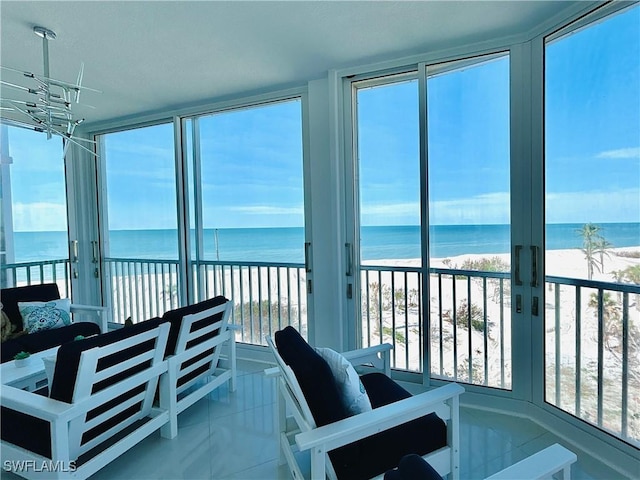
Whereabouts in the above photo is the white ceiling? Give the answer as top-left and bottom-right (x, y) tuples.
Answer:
(1, 1), (587, 127)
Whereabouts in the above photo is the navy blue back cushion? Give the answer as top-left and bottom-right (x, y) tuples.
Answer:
(50, 317), (166, 403)
(162, 296), (228, 357)
(1, 322), (101, 363)
(1, 283), (60, 331)
(275, 326), (348, 427)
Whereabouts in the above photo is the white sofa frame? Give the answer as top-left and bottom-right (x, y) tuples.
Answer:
(159, 301), (236, 439)
(265, 336), (464, 480)
(0, 322), (170, 480)
(69, 304), (108, 333)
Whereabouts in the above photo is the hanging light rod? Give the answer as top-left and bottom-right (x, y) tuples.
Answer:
(0, 25), (101, 156)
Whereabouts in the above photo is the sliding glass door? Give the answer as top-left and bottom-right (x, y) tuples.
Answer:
(186, 98), (308, 345)
(544, 4), (640, 445)
(426, 54), (512, 389)
(351, 53), (512, 390)
(98, 122), (179, 323)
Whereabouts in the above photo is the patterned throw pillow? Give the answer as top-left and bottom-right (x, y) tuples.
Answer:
(18, 299), (72, 334)
(315, 347), (373, 416)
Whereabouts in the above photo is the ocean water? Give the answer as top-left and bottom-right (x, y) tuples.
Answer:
(9, 223), (640, 264)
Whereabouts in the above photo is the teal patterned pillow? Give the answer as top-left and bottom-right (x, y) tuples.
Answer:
(18, 299), (72, 334)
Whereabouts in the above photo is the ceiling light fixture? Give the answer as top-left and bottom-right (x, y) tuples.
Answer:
(0, 25), (100, 156)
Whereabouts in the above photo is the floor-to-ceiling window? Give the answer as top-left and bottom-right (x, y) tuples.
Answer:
(349, 3), (639, 450)
(186, 98), (307, 344)
(0, 125), (70, 294)
(351, 53), (512, 390)
(544, 3), (640, 446)
(426, 53), (511, 389)
(355, 74), (422, 371)
(97, 122), (179, 323)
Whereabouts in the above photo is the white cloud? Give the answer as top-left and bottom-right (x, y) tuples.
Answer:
(361, 202), (419, 216)
(546, 188), (639, 223)
(12, 202), (67, 232)
(229, 205), (303, 215)
(430, 192), (511, 225)
(596, 147), (640, 160)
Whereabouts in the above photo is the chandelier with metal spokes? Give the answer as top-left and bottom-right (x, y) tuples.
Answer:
(0, 26), (100, 155)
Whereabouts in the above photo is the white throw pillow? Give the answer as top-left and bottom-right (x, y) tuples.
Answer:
(18, 299), (72, 334)
(316, 347), (372, 416)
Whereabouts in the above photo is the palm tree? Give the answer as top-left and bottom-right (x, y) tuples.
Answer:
(577, 223), (602, 280)
(593, 236), (613, 274)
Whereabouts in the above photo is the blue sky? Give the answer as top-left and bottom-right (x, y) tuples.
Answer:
(4, 4), (639, 232)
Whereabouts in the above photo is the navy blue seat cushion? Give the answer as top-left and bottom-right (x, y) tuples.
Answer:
(1, 317), (167, 459)
(384, 454), (444, 480)
(161, 296), (228, 357)
(1, 283), (61, 332)
(275, 326), (349, 427)
(329, 373), (447, 479)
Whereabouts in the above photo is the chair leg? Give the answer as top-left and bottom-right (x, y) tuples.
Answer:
(229, 335), (237, 392)
(159, 365), (179, 439)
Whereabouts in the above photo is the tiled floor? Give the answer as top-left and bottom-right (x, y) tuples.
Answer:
(1, 359), (629, 479)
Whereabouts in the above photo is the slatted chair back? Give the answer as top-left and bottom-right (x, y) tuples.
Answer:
(66, 322), (170, 460)
(172, 301), (231, 397)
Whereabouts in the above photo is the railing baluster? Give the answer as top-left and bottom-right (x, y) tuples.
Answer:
(597, 288), (604, 428)
(483, 276), (488, 386)
(467, 275), (473, 383)
(555, 283), (562, 408)
(452, 274), (458, 380)
(500, 277), (505, 388)
(621, 292), (629, 439)
(575, 286), (582, 417)
(438, 273), (444, 377)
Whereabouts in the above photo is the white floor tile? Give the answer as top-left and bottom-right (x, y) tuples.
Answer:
(0, 359), (630, 480)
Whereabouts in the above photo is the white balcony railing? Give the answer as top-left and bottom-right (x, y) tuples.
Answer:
(2, 258), (637, 445)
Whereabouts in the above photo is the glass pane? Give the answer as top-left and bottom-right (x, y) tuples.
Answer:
(101, 123), (178, 322)
(356, 78), (421, 371)
(427, 54), (512, 389)
(0, 125), (70, 294)
(196, 99), (306, 343)
(544, 5), (640, 445)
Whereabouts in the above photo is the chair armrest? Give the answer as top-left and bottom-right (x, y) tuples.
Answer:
(1, 385), (79, 422)
(296, 382), (464, 452)
(485, 444), (577, 480)
(70, 304), (108, 332)
(264, 366), (280, 377)
(342, 343), (392, 375)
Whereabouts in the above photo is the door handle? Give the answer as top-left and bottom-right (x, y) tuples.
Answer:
(514, 245), (522, 286)
(70, 240), (79, 263)
(91, 240), (99, 263)
(304, 242), (312, 272)
(345, 243), (353, 277)
(530, 245), (539, 288)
